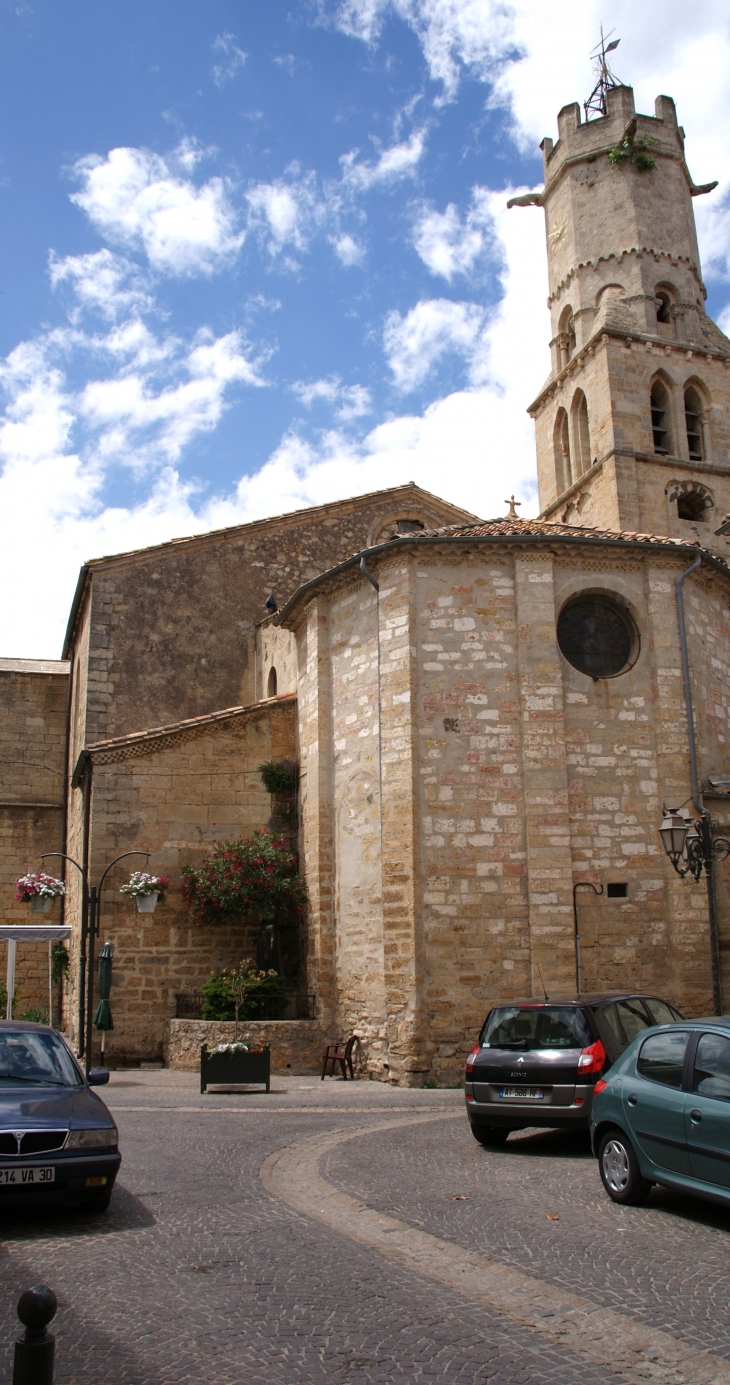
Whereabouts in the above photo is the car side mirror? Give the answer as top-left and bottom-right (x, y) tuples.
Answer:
(88, 1068), (110, 1086)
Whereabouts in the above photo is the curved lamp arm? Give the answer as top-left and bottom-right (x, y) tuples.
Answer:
(96, 850), (150, 896)
(41, 852), (88, 896)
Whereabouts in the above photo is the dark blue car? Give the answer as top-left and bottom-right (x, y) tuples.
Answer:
(0, 1021), (120, 1212)
(591, 1016), (730, 1208)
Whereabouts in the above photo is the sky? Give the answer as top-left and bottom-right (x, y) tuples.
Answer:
(1, 0), (729, 657)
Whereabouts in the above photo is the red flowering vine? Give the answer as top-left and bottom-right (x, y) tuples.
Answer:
(181, 831), (306, 928)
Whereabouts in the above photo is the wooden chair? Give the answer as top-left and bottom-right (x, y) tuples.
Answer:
(321, 1035), (356, 1080)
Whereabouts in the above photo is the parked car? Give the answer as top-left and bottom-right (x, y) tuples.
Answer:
(0, 1021), (120, 1211)
(465, 992), (682, 1146)
(591, 1016), (730, 1207)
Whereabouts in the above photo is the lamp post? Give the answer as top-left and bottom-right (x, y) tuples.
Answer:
(41, 849), (151, 1074)
(658, 807), (730, 1015)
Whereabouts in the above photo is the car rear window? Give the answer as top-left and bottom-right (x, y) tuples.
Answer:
(480, 1006), (592, 1050)
(636, 1030), (688, 1088)
(644, 998), (682, 1026)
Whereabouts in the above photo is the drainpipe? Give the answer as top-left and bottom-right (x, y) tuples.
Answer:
(71, 751), (93, 1056)
(359, 557), (389, 1072)
(675, 552), (722, 1014)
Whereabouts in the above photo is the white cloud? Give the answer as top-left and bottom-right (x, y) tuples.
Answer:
(246, 170), (325, 258)
(412, 186), (496, 281)
(211, 32), (247, 88)
(340, 128), (427, 190)
(384, 297), (486, 391)
(49, 249), (153, 321)
(71, 144), (244, 276)
(332, 233), (365, 266)
(293, 376), (372, 419)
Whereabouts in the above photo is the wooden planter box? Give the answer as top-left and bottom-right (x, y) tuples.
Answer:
(200, 1045), (271, 1094)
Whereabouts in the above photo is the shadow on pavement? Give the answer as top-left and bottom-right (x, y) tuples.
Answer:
(501, 1128), (594, 1159)
(0, 1183), (156, 1241)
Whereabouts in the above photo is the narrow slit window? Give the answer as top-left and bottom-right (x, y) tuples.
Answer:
(656, 292), (672, 325)
(267, 666), (278, 698)
(650, 382), (670, 455)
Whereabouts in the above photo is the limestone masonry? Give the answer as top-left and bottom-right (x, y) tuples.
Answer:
(2, 80), (730, 1082)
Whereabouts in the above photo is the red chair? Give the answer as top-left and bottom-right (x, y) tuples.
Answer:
(321, 1035), (356, 1080)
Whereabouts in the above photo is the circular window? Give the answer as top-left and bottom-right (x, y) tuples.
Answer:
(557, 596), (639, 679)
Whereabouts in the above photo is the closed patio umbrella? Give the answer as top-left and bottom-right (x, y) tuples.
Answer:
(93, 941), (113, 1057)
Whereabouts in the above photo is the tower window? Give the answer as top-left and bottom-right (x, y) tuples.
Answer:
(656, 291), (672, 325)
(554, 407), (571, 493)
(684, 387), (704, 461)
(571, 390), (591, 478)
(667, 480), (713, 523)
(650, 381), (671, 455)
(267, 666), (278, 698)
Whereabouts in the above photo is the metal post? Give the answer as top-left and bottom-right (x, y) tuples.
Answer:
(572, 882), (604, 994)
(702, 817), (723, 1016)
(78, 764), (93, 1056)
(12, 1286), (56, 1385)
(6, 938), (17, 1020)
(85, 886), (98, 1077)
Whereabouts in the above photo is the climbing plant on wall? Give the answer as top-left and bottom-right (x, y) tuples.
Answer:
(181, 830), (306, 928)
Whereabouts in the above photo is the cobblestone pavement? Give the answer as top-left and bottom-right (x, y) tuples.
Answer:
(0, 1072), (725, 1383)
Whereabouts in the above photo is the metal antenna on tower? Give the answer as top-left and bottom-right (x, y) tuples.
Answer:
(584, 26), (623, 121)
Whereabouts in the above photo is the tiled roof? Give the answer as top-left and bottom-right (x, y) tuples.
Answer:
(418, 516), (714, 547)
(87, 693), (296, 758)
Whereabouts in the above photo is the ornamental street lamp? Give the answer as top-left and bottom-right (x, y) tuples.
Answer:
(40, 849), (152, 1075)
(658, 806), (730, 1015)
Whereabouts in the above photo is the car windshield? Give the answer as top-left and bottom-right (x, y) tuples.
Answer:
(0, 1030), (82, 1087)
(480, 1006), (592, 1050)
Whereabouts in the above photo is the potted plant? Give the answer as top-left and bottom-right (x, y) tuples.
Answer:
(15, 872), (66, 915)
(119, 871), (171, 914)
(200, 1040), (270, 1094)
(201, 960), (286, 1028)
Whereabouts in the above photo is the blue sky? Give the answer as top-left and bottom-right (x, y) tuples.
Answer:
(1, 0), (729, 656)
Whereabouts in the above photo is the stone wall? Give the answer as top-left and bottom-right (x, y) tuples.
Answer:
(164, 1019), (324, 1074)
(65, 485), (476, 753)
(65, 696), (298, 1066)
(286, 538), (730, 1087)
(0, 659), (69, 1015)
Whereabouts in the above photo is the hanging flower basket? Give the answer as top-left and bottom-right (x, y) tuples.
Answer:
(120, 872), (170, 915)
(16, 873), (65, 914)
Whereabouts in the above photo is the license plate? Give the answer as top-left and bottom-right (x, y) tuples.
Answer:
(499, 1087), (544, 1100)
(0, 1166), (55, 1185)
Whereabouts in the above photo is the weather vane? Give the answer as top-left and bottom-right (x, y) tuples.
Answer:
(584, 26), (623, 121)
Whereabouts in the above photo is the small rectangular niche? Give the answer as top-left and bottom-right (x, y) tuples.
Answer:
(607, 882), (629, 899)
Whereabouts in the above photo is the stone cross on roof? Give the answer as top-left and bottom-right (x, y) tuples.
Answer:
(504, 495), (522, 518)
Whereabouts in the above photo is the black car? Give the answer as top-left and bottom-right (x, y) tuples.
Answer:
(0, 1021), (120, 1211)
(465, 992), (683, 1146)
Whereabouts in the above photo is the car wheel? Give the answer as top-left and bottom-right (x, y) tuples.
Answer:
(470, 1124), (510, 1147)
(598, 1129), (650, 1205)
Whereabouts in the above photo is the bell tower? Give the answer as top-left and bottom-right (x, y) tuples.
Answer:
(520, 81), (730, 544)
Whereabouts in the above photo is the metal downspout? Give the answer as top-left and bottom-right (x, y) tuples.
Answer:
(676, 552), (722, 1014)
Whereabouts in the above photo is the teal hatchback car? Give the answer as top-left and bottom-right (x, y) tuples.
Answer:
(591, 1018), (730, 1207)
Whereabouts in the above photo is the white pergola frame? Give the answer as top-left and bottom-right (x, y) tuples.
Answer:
(0, 926), (72, 1023)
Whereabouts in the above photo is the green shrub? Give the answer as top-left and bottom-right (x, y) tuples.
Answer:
(19, 1008), (49, 1024)
(201, 961), (285, 1021)
(259, 760), (298, 794)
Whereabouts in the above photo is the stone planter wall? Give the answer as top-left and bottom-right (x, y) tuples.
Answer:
(164, 1018), (324, 1073)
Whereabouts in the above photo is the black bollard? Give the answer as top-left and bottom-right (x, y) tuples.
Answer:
(13, 1287), (57, 1385)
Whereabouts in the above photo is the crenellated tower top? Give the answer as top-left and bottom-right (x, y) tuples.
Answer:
(515, 81), (730, 544)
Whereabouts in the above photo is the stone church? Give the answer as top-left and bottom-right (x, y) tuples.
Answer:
(3, 80), (730, 1084)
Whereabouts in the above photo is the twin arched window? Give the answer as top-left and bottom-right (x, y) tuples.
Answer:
(650, 377), (708, 461)
(553, 390), (592, 495)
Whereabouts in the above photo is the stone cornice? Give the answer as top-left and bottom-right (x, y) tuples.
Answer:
(547, 245), (704, 309)
(528, 327), (730, 416)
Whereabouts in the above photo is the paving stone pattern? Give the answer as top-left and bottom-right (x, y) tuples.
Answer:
(0, 1072), (698, 1385)
(325, 1117), (730, 1365)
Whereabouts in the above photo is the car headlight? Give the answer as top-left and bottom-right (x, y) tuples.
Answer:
(65, 1127), (118, 1149)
